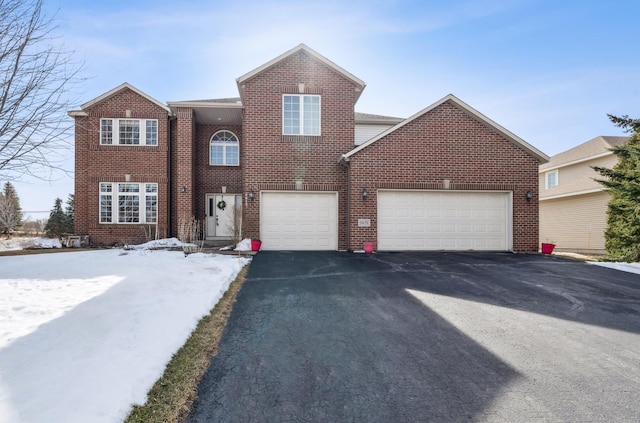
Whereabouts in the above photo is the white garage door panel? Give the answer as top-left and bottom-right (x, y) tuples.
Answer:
(261, 192), (338, 251)
(378, 191), (511, 251)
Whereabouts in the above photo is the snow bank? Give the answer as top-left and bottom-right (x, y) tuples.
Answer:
(234, 238), (252, 251)
(588, 261), (640, 275)
(31, 238), (62, 249)
(0, 249), (250, 423)
(128, 237), (196, 250)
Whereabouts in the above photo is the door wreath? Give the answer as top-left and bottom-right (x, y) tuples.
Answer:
(216, 199), (226, 210)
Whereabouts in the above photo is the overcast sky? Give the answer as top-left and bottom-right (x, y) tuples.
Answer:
(9, 0), (640, 218)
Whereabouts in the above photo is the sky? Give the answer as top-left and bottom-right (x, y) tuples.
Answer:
(7, 0), (640, 219)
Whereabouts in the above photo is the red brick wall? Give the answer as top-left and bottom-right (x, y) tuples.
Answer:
(73, 88), (170, 246)
(348, 100), (540, 253)
(240, 50), (357, 249)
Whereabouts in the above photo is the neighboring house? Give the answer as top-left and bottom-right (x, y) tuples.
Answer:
(539, 135), (628, 254)
(69, 44), (548, 252)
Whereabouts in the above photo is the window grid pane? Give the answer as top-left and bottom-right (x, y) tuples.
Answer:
(119, 120), (140, 145)
(119, 183), (140, 193)
(100, 195), (112, 223)
(118, 195), (140, 223)
(146, 195), (157, 223)
(226, 146), (239, 165)
(210, 145), (223, 165)
(547, 172), (557, 188)
(283, 96), (300, 135)
(303, 96), (320, 135)
(146, 120), (158, 145)
(101, 120), (113, 144)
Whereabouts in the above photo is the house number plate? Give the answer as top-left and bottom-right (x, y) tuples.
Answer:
(358, 219), (371, 227)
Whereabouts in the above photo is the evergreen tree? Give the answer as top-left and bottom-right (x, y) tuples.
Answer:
(0, 181), (23, 235)
(64, 193), (74, 233)
(593, 114), (640, 262)
(44, 197), (68, 238)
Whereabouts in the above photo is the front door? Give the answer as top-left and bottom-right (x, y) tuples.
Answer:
(205, 194), (240, 239)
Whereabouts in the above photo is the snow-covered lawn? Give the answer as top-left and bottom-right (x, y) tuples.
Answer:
(0, 245), (250, 423)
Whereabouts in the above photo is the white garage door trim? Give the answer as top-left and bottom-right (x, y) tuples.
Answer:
(378, 190), (513, 251)
(260, 191), (339, 251)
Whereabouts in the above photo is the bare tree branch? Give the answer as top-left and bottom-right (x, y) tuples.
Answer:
(0, 0), (84, 180)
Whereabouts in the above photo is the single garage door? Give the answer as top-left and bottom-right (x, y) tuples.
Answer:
(378, 190), (511, 251)
(260, 192), (338, 250)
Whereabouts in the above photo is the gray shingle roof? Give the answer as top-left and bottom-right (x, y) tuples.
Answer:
(540, 136), (628, 171)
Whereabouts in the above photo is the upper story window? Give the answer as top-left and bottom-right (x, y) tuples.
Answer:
(99, 182), (157, 224)
(209, 131), (239, 166)
(100, 118), (158, 145)
(283, 95), (320, 135)
(545, 170), (558, 189)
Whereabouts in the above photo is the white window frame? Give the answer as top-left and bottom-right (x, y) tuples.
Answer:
(545, 170), (559, 189)
(209, 130), (240, 166)
(100, 118), (158, 146)
(99, 182), (158, 224)
(282, 94), (321, 135)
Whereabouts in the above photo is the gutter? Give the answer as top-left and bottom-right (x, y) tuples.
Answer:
(339, 155), (351, 252)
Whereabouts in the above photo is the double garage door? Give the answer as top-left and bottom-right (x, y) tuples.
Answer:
(260, 190), (511, 251)
(378, 191), (512, 251)
(260, 192), (338, 250)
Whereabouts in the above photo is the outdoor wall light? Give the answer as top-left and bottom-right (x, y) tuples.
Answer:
(362, 187), (368, 201)
(181, 186), (187, 193)
(248, 188), (255, 201)
(526, 190), (533, 202)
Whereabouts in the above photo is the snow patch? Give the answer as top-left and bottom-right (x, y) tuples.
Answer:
(234, 238), (252, 251)
(0, 249), (250, 422)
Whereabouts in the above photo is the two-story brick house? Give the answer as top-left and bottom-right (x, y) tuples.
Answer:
(69, 44), (548, 252)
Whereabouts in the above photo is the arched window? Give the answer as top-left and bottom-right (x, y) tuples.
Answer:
(209, 130), (239, 166)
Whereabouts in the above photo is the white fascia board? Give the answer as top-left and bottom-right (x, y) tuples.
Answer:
(539, 187), (605, 201)
(167, 101), (244, 109)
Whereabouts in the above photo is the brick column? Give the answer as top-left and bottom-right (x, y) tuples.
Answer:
(174, 107), (195, 232)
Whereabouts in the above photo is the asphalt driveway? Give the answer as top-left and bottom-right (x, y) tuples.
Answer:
(186, 252), (640, 423)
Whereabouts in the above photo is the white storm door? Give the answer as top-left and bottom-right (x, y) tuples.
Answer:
(378, 190), (511, 251)
(260, 192), (338, 250)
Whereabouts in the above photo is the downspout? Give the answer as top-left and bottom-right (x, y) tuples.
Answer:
(167, 113), (176, 238)
(339, 154), (351, 252)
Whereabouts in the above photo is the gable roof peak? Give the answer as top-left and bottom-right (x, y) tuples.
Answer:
(342, 93), (549, 164)
(79, 82), (170, 113)
(236, 43), (366, 101)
